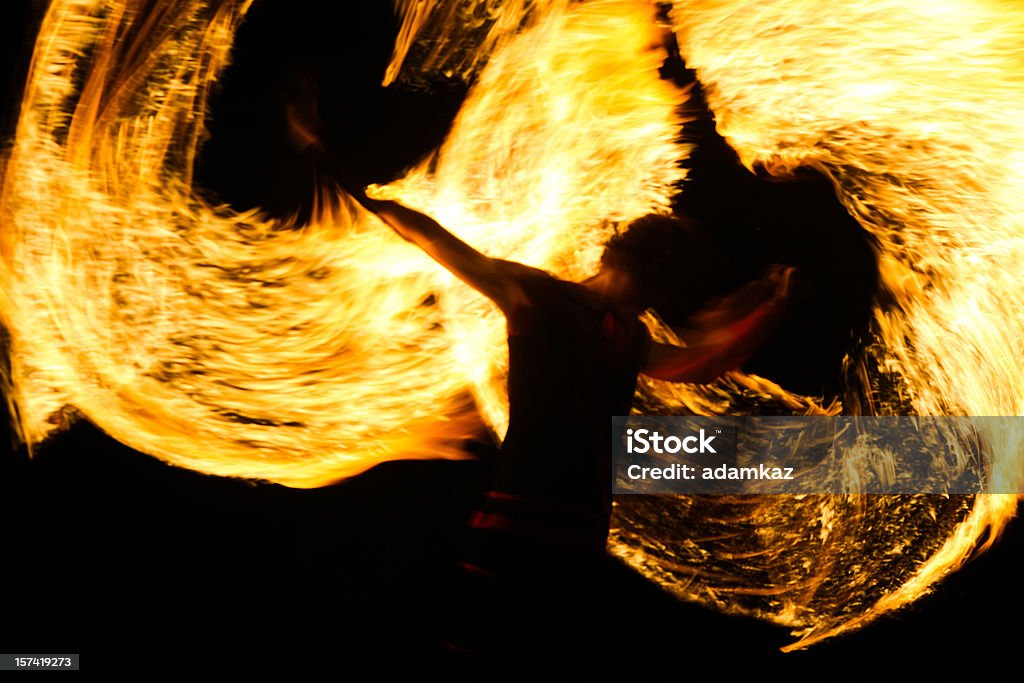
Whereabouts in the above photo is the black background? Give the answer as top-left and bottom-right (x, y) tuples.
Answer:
(2, 0), (1021, 674)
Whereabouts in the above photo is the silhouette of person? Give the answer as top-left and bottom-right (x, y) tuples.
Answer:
(347, 192), (793, 662)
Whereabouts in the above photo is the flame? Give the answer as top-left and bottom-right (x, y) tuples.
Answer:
(610, 0), (1024, 648)
(0, 0), (685, 483)
(1, 0), (486, 488)
(2, 0), (1023, 650)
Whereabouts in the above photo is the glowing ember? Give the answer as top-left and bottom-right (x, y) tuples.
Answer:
(2, 0), (1022, 650)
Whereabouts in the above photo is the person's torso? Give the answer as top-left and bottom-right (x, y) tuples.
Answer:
(503, 268), (649, 461)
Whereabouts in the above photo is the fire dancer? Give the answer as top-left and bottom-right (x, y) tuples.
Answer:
(348, 189), (793, 660)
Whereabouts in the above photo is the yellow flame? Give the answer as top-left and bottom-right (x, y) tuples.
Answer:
(2, 0), (487, 487)
(1, 0), (686, 485)
(615, 0), (1024, 648)
(3, 0), (1023, 650)
(385, 0), (540, 86)
(378, 0), (690, 436)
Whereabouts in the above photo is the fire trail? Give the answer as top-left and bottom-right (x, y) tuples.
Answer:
(2, 0), (1022, 649)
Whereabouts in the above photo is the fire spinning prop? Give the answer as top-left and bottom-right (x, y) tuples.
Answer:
(2, 0), (1022, 649)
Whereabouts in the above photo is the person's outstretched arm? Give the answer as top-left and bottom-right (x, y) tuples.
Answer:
(280, 79), (524, 315)
(358, 195), (524, 315)
(642, 266), (795, 384)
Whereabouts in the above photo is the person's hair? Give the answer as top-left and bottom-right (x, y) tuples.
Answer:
(600, 213), (732, 323)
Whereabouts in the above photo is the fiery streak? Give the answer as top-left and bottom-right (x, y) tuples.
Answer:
(0, 1), (685, 483)
(385, 0), (540, 87)
(2, 0), (1022, 649)
(1, 0), (487, 487)
(611, 0), (1024, 648)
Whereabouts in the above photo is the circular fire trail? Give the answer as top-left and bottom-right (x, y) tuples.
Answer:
(2, 0), (1022, 649)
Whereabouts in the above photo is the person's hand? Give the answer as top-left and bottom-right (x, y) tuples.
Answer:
(644, 265), (797, 383)
(707, 264), (795, 362)
(686, 264), (795, 337)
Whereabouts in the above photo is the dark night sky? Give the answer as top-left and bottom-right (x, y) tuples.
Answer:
(1, 0), (1022, 674)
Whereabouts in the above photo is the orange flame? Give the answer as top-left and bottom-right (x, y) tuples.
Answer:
(2, 0), (1022, 649)
(1, 0), (685, 483)
(617, 0), (1024, 648)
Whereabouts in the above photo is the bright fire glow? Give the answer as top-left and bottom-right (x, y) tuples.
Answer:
(2, 0), (1022, 650)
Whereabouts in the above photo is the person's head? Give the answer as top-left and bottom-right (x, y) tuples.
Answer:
(599, 213), (732, 323)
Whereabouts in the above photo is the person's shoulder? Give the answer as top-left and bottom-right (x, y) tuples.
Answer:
(492, 259), (556, 283)
(490, 260), (567, 334)
(491, 259), (565, 302)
